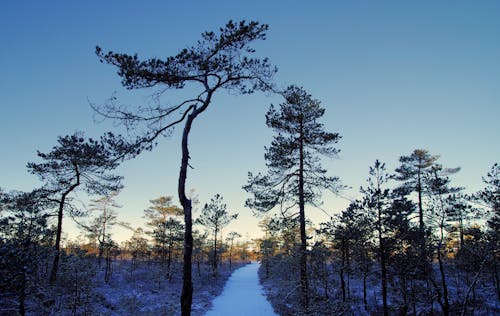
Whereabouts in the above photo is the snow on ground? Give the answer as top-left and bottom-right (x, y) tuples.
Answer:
(204, 262), (278, 316)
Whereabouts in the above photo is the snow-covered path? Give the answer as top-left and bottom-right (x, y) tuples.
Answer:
(204, 262), (277, 316)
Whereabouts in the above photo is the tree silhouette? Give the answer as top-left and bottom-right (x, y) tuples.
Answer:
(394, 149), (439, 233)
(196, 194), (238, 278)
(359, 160), (392, 316)
(27, 132), (123, 283)
(244, 85), (341, 309)
(94, 21), (275, 313)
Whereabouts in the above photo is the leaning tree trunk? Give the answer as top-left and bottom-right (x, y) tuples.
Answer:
(50, 170), (80, 284)
(179, 96), (211, 315)
(179, 114), (195, 316)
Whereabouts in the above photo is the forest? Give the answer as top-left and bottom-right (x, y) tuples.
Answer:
(1, 19), (499, 316)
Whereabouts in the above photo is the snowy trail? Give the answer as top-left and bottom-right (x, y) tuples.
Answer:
(204, 262), (277, 316)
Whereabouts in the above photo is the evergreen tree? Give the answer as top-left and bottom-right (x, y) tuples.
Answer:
(144, 196), (183, 279)
(84, 191), (127, 268)
(477, 163), (500, 301)
(424, 163), (461, 316)
(394, 149), (439, 233)
(359, 160), (392, 316)
(196, 194), (238, 278)
(244, 85), (341, 309)
(0, 189), (53, 315)
(27, 132), (123, 283)
(225, 231), (241, 270)
(95, 20), (275, 315)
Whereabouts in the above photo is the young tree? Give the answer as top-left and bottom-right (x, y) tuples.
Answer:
(125, 228), (150, 276)
(144, 196), (183, 278)
(196, 194), (238, 277)
(95, 20), (276, 315)
(394, 149), (439, 234)
(476, 163), (500, 301)
(424, 163), (461, 316)
(0, 189), (53, 315)
(27, 132), (123, 284)
(226, 231), (242, 270)
(244, 85), (342, 309)
(84, 191), (128, 267)
(359, 160), (392, 316)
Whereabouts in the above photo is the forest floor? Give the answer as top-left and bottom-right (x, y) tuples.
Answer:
(90, 260), (244, 315)
(204, 262), (278, 316)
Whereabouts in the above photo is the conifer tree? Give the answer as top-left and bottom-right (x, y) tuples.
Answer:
(27, 132), (123, 283)
(244, 85), (341, 309)
(360, 160), (392, 316)
(394, 149), (439, 233)
(196, 194), (238, 278)
(95, 20), (275, 314)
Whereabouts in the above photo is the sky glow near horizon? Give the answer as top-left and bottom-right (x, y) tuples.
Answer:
(1, 1), (499, 243)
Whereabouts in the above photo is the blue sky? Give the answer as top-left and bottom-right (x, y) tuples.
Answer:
(1, 1), (499, 243)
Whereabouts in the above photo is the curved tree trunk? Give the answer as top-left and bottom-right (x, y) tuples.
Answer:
(179, 94), (211, 315)
(179, 111), (195, 316)
(49, 167), (80, 284)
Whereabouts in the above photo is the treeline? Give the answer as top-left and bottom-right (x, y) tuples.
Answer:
(0, 188), (248, 315)
(256, 159), (499, 315)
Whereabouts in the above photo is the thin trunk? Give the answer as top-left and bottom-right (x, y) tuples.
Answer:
(19, 272), (26, 316)
(417, 168), (424, 232)
(324, 261), (329, 298)
(50, 166), (80, 284)
(105, 248), (112, 283)
(229, 241), (233, 270)
(167, 241), (172, 280)
(265, 250), (269, 279)
(363, 271), (368, 311)
(346, 246), (351, 299)
(380, 238), (388, 316)
(437, 242), (450, 315)
(457, 217), (464, 250)
(98, 241), (104, 268)
(298, 116), (309, 309)
(99, 205), (107, 267)
(376, 168), (389, 316)
(213, 227), (218, 278)
(340, 239), (346, 302)
(494, 256), (500, 302)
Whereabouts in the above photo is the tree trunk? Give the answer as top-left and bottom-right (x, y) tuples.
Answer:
(229, 242), (233, 270)
(494, 256), (500, 302)
(19, 271), (26, 316)
(298, 117), (309, 310)
(380, 239), (388, 316)
(340, 239), (346, 302)
(437, 244), (450, 315)
(179, 100), (210, 315)
(363, 271), (368, 311)
(167, 242), (172, 280)
(105, 247), (112, 283)
(50, 164), (80, 284)
(213, 227), (218, 278)
(49, 198), (64, 284)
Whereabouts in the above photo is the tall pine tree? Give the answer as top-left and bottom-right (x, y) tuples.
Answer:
(244, 85), (341, 309)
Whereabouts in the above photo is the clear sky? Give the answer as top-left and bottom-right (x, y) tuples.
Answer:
(1, 1), (499, 243)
